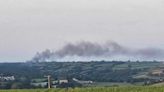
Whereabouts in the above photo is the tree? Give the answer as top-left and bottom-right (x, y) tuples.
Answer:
(11, 82), (23, 89)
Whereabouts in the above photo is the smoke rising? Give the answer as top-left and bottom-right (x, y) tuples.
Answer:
(30, 41), (164, 62)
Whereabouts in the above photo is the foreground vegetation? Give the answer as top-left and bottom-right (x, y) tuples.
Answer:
(1, 86), (164, 92)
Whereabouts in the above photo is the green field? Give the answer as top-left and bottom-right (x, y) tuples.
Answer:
(1, 86), (164, 92)
(1, 62), (164, 89)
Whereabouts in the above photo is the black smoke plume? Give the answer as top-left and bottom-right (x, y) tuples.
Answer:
(30, 41), (164, 62)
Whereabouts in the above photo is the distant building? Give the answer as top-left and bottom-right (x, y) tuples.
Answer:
(31, 82), (47, 87)
(59, 79), (68, 84)
(31, 79), (68, 88)
(0, 76), (15, 81)
(31, 81), (58, 88)
(73, 78), (93, 84)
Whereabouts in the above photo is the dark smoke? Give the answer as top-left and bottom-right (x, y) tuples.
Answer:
(135, 48), (164, 59)
(55, 41), (124, 57)
(30, 41), (164, 62)
(31, 49), (54, 62)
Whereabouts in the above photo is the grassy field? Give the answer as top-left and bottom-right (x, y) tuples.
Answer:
(1, 86), (164, 92)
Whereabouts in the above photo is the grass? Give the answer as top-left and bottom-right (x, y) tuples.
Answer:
(90, 82), (133, 87)
(1, 86), (164, 92)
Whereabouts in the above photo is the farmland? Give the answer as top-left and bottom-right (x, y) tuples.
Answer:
(1, 61), (164, 89)
(1, 86), (164, 92)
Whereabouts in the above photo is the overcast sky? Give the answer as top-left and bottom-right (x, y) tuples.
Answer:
(0, 0), (164, 62)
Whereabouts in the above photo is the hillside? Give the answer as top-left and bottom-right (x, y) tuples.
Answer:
(0, 61), (164, 89)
